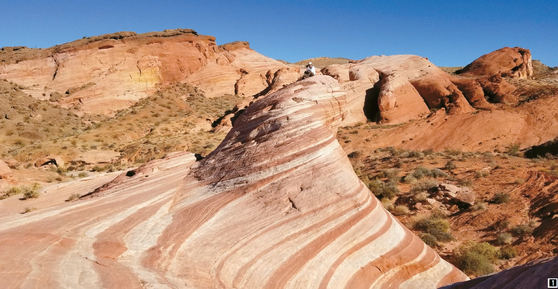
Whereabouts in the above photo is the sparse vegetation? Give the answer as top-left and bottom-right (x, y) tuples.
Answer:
(496, 232), (513, 245)
(511, 224), (534, 236)
(392, 205), (410, 216)
(21, 207), (37, 214)
(454, 241), (498, 276)
(66, 193), (81, 202)
(414, 213), (454, 246)
(491, 192), (510, 204)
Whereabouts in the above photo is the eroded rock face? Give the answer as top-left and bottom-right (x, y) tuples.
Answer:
(0, 160), (13, 179)
(0, 76), (467, 288)
(322, 55), (475, 125)
(457, 47), (533, 79)
(0, 29), (294, 115)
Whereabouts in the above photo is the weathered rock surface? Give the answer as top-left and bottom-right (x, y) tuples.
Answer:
(440, 256), (558, 289)
(0, 160), (13, 179)
(435, 183), (475, 206)
(0, 76), (467, 288)
(0, 29), (296, 115)
(457, 47), (533, 79)
(322, 55), (476, 125)
(34, 156), (65, 168)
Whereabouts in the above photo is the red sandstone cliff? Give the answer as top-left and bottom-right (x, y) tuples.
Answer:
(0, 29), (296, 115)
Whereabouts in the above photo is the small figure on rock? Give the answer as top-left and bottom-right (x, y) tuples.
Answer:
(302, 62), (316, 79)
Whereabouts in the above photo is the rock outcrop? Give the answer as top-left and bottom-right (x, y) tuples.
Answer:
(0, 160), (13, 179)
(0, 29), (297, 115)
(457, 47), (533, 79)
(0, 76), (467, 288)
(322, 55), (476, 125)
(441, 256), (558, 289)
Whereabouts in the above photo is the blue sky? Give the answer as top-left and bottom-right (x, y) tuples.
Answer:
(1, 0), (556, 67)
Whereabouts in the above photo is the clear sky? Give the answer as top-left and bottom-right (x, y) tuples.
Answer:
(1, 0), (557, 67)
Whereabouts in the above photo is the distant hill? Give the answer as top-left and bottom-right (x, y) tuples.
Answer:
(294, 57), (353, 68)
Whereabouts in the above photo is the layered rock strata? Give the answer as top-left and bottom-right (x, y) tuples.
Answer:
(0, 29), (296, 115)
(0, 76), (467, 288)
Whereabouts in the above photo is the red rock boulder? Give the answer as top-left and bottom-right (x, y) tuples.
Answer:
(457, 47), (533, 79)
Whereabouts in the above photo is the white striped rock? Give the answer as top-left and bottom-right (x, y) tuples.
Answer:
(0, 75), (467, 288)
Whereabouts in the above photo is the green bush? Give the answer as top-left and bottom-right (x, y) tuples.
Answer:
(403, 174), (417, 184)
(499, 246), (518, 259)
(392, 205), (410, 216)
(419, 233), (438, 247)
(455, 241), (498, 276)
(414, 214), (454, 243)
(413, 166), (432, 179)
(431, 168), (448, 178)
(367, 180), (399, 200)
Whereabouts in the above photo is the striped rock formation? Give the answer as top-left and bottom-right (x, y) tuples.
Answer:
(0, 75), (467, 288)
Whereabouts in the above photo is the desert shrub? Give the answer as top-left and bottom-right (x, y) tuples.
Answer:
(23, 190), (40, 199)
(496, 232), (513, 245)
(78, 172), (88, 178)
(423, 149), (434, 156)
(21, 207), (37, 214)
(444, 149), (462, 156)
(444, 160), (457, 170)
(472, 202), (487, 211)
(458, 179), (473, 187)
(414, 192), (429, 202)
(348, 151), (361, 159)
(66, 193), (81, 202)
(367, 180), (399, 200)
(455, 241), (498, 276)
(431, 168), (448, 178)
(499, 246), (518, 259)
(491, 192), (510, 204)
(381, 198), (394, 211)
(420, 233), (438, 247)
(511, 224), (534, 236)
(20, 183), (41, 200)
(91, 165), (104, 172)
(414, 214), (454, 243)
(507, 143), (520, 156)
(413, 166), (432, 179)
(376, 169), (400, 182)
(0, 186), (22, 199)
(476, 170), (489, 178)
(403, 174), (417, 184)
(392, 205), (410, 216)
(410, 179), (438, 194)
(494, 219), (511, 231)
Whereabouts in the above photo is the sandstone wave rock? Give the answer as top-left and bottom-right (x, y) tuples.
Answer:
(0, 76), (468, 288)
